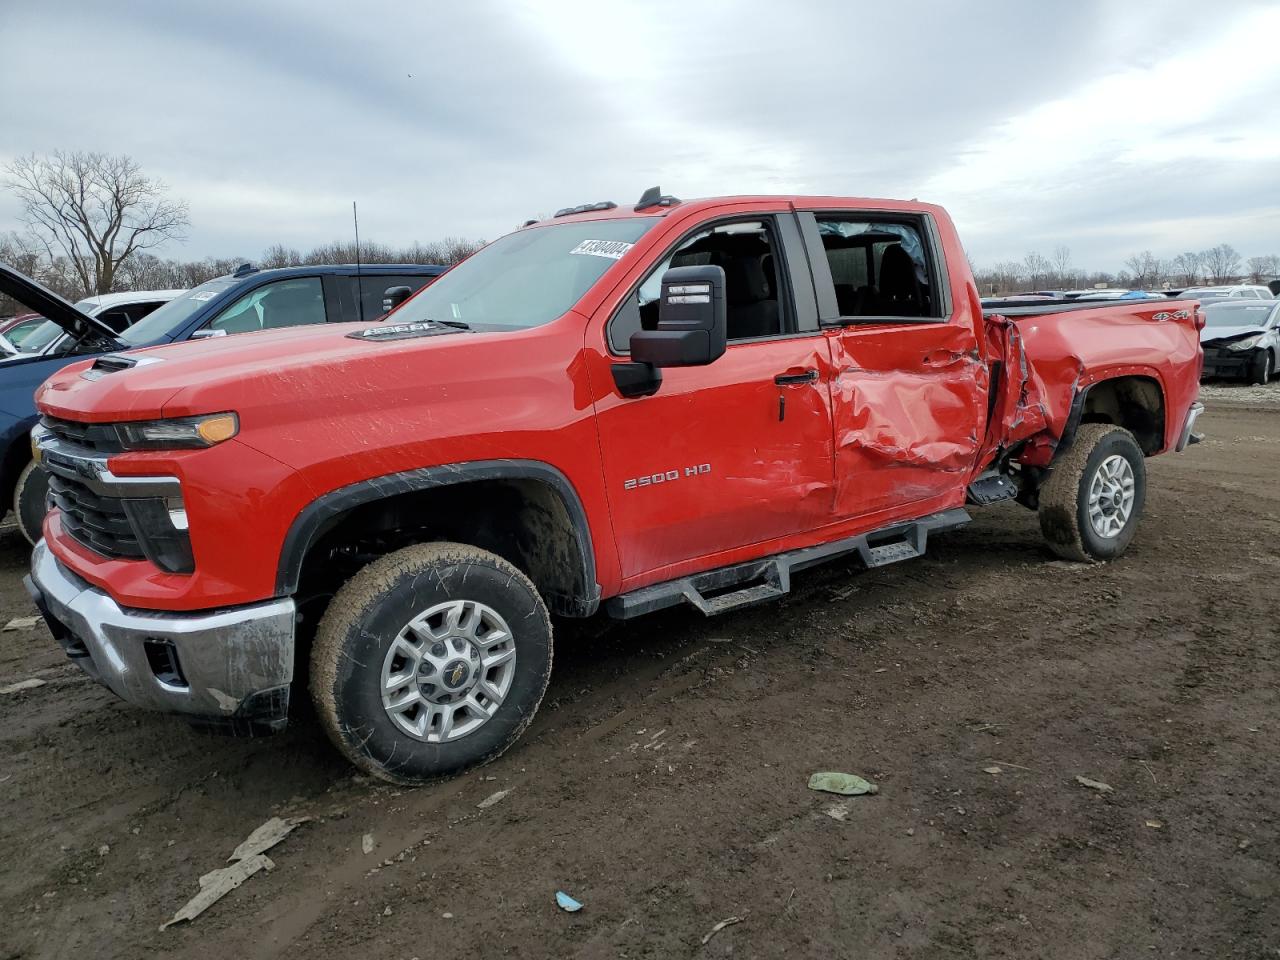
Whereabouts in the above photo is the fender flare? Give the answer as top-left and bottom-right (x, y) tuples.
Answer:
(275, 459), (600, 615)
(1058, 369), (1167, 456)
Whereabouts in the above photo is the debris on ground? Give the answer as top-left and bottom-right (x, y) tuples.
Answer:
(159, 855), (274, 930)
(97, 844), (110, 857)
(2, 616), (40, 632)
(701, 914), (745, 945)
(227, 816), (311, 863)
(824, 802), (850, 821)
(362, 833), (374, 855)
(0, 678), (46, 695)
(476, 789), (511, 810)
(807, 772), (878, 796)
(1075, 775), (1114, 793)
(984, 766), (1003, 774)
(555, 891), (583, 912)
(1146, 820), (1163, 829)
(161, 816), (311, 930)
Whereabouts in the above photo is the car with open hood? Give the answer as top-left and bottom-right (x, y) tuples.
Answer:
(0, 261), (446, 543)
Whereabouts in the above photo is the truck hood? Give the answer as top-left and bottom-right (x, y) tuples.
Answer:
(1201, 324), (1269, 343)
(0, 264), (124, 349)
(36, 319), (476, 422)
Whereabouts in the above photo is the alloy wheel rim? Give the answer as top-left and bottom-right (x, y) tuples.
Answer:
(380, 599), (517, 742)
(1087, 454), (1136, 539)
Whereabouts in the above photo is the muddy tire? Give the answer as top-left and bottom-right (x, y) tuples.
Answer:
(310, 542), (552, 784)
(1037, 423), (1146, 562)
(14, 460), (49, 546)
(1249, 350), (1272, 385)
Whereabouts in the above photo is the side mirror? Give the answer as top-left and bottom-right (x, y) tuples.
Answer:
(382, 285), (414, 314)
(190, 328), (228, 340)
(629, 265), (727, 367)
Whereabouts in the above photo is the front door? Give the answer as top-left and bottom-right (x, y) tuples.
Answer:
(592, 215), (836, 582)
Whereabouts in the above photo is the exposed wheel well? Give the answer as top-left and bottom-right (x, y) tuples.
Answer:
(0, 436), (31, 517)
(290, 475), (598, 622)
(1076, 376), (1165, 455)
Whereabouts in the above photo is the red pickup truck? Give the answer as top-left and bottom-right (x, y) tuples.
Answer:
(25, 190), (1204, 783)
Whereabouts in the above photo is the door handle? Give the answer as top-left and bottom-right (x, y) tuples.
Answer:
(774, 369), (818, 385)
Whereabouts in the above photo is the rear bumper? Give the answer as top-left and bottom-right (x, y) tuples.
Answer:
(1176, 401), (1205, 453)
(25, 540), (296, 734)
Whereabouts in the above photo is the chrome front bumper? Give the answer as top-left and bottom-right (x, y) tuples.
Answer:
(25, 541), (296, 732)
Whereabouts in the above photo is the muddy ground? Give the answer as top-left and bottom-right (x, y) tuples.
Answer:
(1, 389), (1277, 960)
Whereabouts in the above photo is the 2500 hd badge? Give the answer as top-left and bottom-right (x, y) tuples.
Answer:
(623, 463), (712, 490)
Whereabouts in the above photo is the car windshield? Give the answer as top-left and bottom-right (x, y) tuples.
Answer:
(392, 217), (659, 330)
(13, 319), (63, 353)
(120, 277), (239, 346)
(1203, 303), (1276, 327)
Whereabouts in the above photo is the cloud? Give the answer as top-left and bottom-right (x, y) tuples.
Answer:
(1, 0), (1277, 271)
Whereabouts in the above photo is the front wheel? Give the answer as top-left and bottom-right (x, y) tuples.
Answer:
(1037, 423), (1147, 562)
(13, 460), (50, 546)
(310, 542), (552, 784)
(1248, 350), (1273, 385)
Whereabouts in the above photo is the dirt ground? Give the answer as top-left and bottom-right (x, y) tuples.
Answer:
(1, 387), (1277, 960)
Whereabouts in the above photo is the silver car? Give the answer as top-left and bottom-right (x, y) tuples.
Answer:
(1200, 300), (1280, 383)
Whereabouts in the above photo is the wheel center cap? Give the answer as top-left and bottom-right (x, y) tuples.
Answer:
(441, 658), (473, 690)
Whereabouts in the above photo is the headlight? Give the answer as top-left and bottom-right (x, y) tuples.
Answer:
(1226, 335), (1263, 352)
(116, 413), (238, 450)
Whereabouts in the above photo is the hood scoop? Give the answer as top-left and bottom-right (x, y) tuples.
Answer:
(82, 354), (163, 381)
(347, 321), (465, 343)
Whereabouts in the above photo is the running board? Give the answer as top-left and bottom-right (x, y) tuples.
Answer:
(606, 508), (971, 620)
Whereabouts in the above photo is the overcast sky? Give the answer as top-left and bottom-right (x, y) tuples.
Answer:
(2, 0), (1277, 271)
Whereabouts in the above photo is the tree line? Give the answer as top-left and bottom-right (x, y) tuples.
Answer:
(0, 151), (482, 316)
(974, 244), (1280, 296)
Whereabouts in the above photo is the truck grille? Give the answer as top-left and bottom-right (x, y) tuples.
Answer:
(40, 416), (123, 454)
(46, 472), (145, 560)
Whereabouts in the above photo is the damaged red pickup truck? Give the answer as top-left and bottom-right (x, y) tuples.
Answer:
(26, 191), (1204, 783)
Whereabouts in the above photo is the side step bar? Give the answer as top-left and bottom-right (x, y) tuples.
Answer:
(606, 508), (971, 620)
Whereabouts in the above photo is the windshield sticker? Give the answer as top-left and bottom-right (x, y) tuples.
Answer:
(190, 291), (218, 301)
(569, 239), (634, 260)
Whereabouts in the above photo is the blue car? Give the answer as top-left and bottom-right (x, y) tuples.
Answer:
(0, 262), (446, 543)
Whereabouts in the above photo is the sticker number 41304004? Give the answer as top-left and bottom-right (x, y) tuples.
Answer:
(624, 463), (711, 490)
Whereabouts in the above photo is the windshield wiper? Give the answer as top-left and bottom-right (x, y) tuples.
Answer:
(430, 318), (472, 330)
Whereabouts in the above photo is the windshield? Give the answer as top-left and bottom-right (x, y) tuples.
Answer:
(14, 319), (63, 353)
(393, 217), (658, 330)
(1203, 303), (1277, 327)
(120, 277), (238, 346)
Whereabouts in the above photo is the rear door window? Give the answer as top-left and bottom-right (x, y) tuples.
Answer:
(812, 216), (942, 320)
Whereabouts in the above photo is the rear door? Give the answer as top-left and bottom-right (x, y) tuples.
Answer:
(591, 212), (836, 581)
(798, 209), (986, 520)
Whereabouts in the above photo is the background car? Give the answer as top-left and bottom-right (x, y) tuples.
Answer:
(1181, 284), (1274, 300)
(0, 262), (447, 543)
(3, 289), (186, 359)
(1199, 299), (1280, 383)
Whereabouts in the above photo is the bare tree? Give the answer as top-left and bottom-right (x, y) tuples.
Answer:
(1123, 250), (1164, 289)
(4, 151), (189, 296)
(1171, 252), (1202, 287)
(1023, 251), (1051, 289)
(1051, 245), (1073, 287)
(1200, 244), (1241, 284)
(1245, 255), (1279, 285)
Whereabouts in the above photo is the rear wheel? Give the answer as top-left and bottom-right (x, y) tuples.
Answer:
(1249, 350), (1273, 385)
(13, 461), (49, 546)
(310, 542), (552, 784)
(1037, 423), (1146, 562)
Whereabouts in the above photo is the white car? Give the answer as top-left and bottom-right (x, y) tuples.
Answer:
(1181, 284), (1274, 301)
(3, 288), (186, 359)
